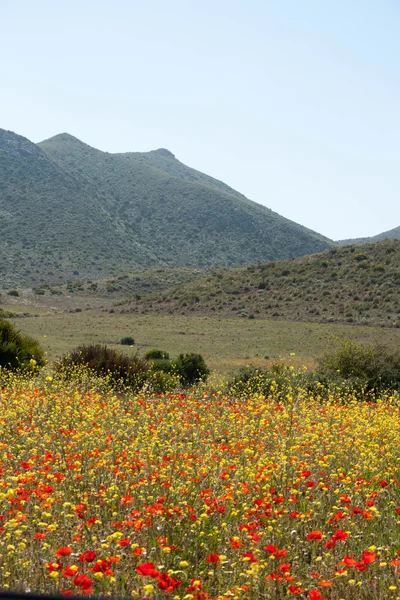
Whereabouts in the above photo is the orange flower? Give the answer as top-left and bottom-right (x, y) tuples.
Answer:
(56, 546), (73, 557)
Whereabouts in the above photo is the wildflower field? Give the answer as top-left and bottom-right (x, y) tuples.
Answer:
(1, 377), (400, 599)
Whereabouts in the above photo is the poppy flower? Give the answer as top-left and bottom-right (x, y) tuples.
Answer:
(136, 562), (159, 577)
(157, 573), (182, 592)
(340, 555), (357, 566)
(362, 550), (377, 564)
(206, 553), (221, 563)
(79, 551), (97, 563)
(288, 585), (304, 594)
(307, 530), (323, 541)
(56, 546), (73, 557)
(62, 566), (79, 577)
(332, 529), (348, 542)
(74, 574), (93, 590)
(309, 591), (327, 600)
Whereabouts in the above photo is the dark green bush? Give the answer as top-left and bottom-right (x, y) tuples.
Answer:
(56, 344), (149, 391)
(120, 336), (135, 345)
(175, 353), (210, 386)
(145, 348), (170, 360)
(317, 341), (400, 392)
(0, 319), (44, 370)
(150, 358), (176, 374)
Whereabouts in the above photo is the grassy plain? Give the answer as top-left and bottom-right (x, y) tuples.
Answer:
(9, 309), (400, 375)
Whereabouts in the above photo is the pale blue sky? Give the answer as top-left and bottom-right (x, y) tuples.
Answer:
(1, 0), (398, 240)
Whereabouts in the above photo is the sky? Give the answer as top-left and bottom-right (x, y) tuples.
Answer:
(1, 0), (399, 240)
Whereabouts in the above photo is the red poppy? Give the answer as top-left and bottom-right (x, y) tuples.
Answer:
(79, 550), (97, 563)
(340, 555), (357, 566)
(307, 531), (323, 541)
(206, 553), (221, 563)
(157, 573), (182, 592)
(74, 574), (93, 590)
(288, 585), (304, 594)
(46, 561), (62, 573)
(309, 591), (327, 600)
(332, 529), (348, 542)
(243, 552), (258, 563)
(62, 566), (79, 577)
(136, 562), (160, 577)
(56, 546), (73, 557)
(118, 538), (130, 547)
(362, 550), (377, 564)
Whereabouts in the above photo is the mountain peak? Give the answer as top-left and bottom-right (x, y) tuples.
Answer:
(40, 132), (87, 145)
(0, 128), (42, 155)
(151, 148), (175, 159)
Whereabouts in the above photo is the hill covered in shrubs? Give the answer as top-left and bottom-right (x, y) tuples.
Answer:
(125, 240), (400, 327)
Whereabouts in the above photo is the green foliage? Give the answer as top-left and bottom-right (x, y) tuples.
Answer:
(317, 341), (400, 392)
(145, 348), (170, 360)
(0, 319), (44, 370)
(227, 364), (297, 398)
(120, 336), (135, 346)
(56, 344), (149, 391)
(175, 352), (210, 386)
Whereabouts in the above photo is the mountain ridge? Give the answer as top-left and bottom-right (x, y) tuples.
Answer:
(1, 128), (334, 288)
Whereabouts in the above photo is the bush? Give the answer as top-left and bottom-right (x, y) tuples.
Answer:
(120, 336), (135, 345)
(317, 341), (400, 392)
(175, 353), (210, 386)
(145, 348), (170, 360)
(56, 344), (149, 391)
(0, 319), (44, 370)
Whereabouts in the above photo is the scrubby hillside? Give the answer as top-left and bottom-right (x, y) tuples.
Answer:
(338, 225), (400, 246)
(125, 240), (400, 327)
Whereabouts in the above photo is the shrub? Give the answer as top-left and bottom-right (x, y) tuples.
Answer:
(7, 290), (19, 297)
(175, 353), (210, 386)
(317, 341), (400, 392)
(120, 336), (135, 345)
(56, 344), (149, 391)
(0, 319), (44, 370)
(145, 348), (170, 360)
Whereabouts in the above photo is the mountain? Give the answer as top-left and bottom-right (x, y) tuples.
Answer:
(124, 240), (400, 328)
(0, 128), (334, 288)
(337, 226), (400, 246)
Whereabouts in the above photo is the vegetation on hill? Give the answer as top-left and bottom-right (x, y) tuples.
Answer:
(124, 240), (400, 327)
(0, 128), (333, 287)
(337, 225), (400, 246)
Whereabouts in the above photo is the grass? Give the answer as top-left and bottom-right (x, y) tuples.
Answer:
(10, 312), (400, 375)
(1, 371), (400, 599)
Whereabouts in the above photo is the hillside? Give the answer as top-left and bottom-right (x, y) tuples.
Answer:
(337, 225), (400, 246)
(0, 129), (333, 287)
(124, 240), (400, 328)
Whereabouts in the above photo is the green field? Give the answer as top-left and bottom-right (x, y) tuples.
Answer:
(9, 310), (400, 375)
